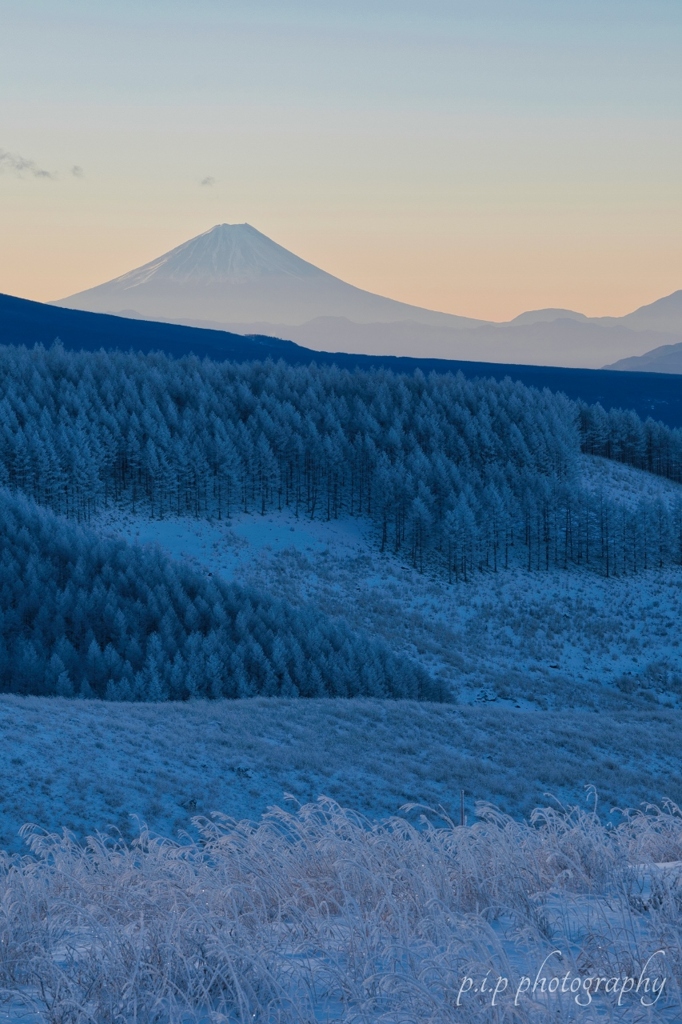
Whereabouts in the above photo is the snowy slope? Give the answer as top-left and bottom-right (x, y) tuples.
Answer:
(581, 453), (682, 507)
(0, 455), (677, 851)
(90, 455), (682, 712)
(1, 694), (681, 854)
(0, 787), (680, 1022)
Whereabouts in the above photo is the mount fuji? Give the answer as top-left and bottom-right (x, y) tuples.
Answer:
(55, 224), (682, 369)
(56, 223), (483, 330)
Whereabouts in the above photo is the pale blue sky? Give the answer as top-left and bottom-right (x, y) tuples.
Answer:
(1, 0), (680, 318)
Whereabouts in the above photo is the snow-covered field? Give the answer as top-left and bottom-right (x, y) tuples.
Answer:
(91, 455), (682, 712)
(2, 694), (682, 853)
(0, 458), (681, 1021)
(0, 457), (678, 855)
(581, 454), (682, 509)
(0, 798), (680, 1023)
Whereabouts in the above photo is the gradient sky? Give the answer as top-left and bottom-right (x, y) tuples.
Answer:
(1, 0), (680, 321)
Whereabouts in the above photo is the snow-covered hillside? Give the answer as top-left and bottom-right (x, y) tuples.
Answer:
(0, 455), (674, 852)
(1, 448), (681, 1021)
(1, 693), (680, 854)
(0, 329), (680, 1014)
(581, 454), (682, 508)
(91, 454), (682, 712)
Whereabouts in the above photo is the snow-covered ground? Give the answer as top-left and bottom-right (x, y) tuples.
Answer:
(581, 454), (682, 509)
(1, 797), (680, 1023)
(1, 691), (680, 854)
(1, 456), (681, 1021)
(90, 456), (682, 712)
(1, 459), (679, 847)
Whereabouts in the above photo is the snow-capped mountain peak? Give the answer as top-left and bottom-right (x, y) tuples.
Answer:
(110, 223), (325, 289)
(55, 225), (485, 329)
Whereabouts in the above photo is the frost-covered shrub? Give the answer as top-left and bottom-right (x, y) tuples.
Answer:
(0, 798), (680, 1022)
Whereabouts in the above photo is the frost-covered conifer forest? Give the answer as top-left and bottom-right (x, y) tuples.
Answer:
(2, 341), (682, 1021)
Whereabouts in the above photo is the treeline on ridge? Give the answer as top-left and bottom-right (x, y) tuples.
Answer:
(0, 486), (440, 701)
(578, 400), (682, 483)
(0, 343), (681, 578)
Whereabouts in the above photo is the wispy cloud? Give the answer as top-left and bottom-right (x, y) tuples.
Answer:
(0, 149), (55, 179)
(200, 176), (216, 186)
(71, 165), (84, 178)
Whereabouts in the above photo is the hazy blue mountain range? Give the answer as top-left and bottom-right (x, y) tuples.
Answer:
(602, 291), (682, 374)
(610, 288), (682, 334)
(55, 224), (682, 369)
(3, 291), (682, 425)
(605, 339), (682, 374)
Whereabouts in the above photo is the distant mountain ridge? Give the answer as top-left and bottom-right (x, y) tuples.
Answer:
(600, 292), (682, 373)
(605, 340), (682, 375)
(611, 289), (682, 334)
(166, 314), (682, 371)
(55, 224), (682, 369)
(4, 291), (682, 426)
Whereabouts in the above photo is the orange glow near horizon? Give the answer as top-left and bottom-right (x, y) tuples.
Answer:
(1, 3), (680, 323)
(1, 200), (680, 323)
